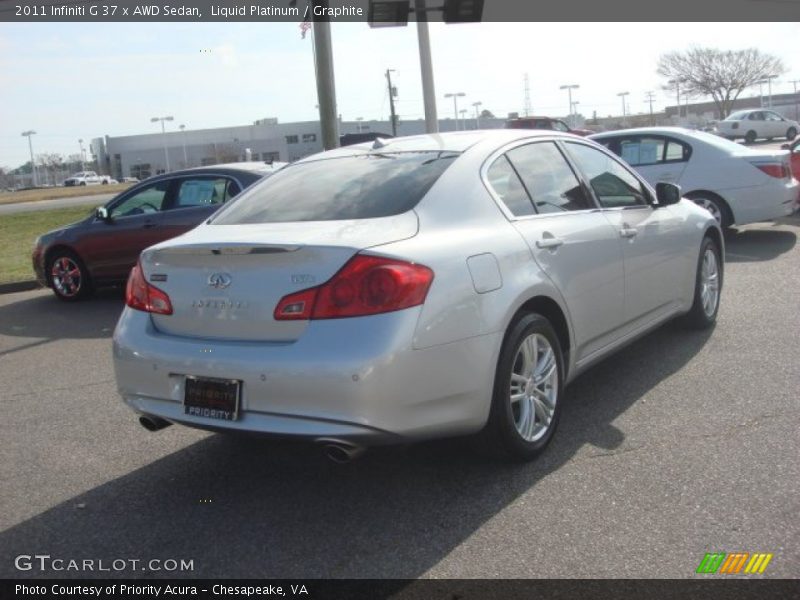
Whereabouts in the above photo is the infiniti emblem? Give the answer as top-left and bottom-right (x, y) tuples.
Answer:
(207, 272), (232, 289)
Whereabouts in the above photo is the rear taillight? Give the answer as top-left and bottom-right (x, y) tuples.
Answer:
(274, 255), (434, 320)
(125, 262), (173, 315)
(755, 163), (790, 179)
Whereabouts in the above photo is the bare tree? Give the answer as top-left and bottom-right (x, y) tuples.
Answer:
(657, 47), (786, 119)
(479, 108), (495, 119)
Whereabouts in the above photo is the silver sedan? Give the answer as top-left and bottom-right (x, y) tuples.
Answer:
(113, 130), (723, 462)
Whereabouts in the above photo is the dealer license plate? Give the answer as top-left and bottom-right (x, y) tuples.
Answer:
(183, 376), (241, 421)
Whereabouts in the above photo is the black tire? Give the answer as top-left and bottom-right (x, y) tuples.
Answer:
(479, 313), (565, 461)
(682, 236), (722, 330)
(686, 192), (732, 228)
(744, 130), (757, 144)
(102, 180), (108, 185)
(46, 249), (92, 302)
(80, 181), (87, 186)
(787, 127), (797, 141)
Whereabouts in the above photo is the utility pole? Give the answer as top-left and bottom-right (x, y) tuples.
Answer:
(386, 69), (398, 136)
(459, 108), (467, 130)
(312, 8), (339, 150)
(150, 116), (173, 172)
(791, 80), (800, 121)
(645, 91), (656, 125)
(179, 125), (188, 167)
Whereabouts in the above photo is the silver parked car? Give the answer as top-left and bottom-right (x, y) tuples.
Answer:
(113, 130), (723, 462)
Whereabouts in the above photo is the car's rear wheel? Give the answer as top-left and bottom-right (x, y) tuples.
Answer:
(686, 192), (732, 228)
(682, 236), (722, 329)
(47, 250), (92, 301)
(744, 130), (757, 144)
(787, 127), (797, 141)
(480, 313), (564, 461)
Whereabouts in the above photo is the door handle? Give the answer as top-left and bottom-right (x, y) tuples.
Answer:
(536, 237), (564, 249)
(619, 226), (638, 239)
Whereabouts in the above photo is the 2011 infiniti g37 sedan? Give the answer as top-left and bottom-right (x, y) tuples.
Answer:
(113, 130), (723, 461)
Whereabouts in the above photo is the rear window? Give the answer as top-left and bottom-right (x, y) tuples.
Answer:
(212, 152), (458, 224)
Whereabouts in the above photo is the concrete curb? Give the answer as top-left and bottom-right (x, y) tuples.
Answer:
(0, 280), (41, 294)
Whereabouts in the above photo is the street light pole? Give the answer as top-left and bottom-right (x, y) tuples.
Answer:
(78, 138), (86, 171)
(150, 116), (173, 172)
(21, 130), (37, 187)
(179, 124), (188, 167)
(415, 0), (438, 133)
(617, 91), (630, 121)
(312, 13), (339, 150)
(560, 84), (579, 127)
(765, 74), (778, 108)
(444, 92), (465, 130)
(791, 80), (800, 121)
(386, 69), (398, 136)
(459, 108), (467, 130)
(472, 101), (482, 129)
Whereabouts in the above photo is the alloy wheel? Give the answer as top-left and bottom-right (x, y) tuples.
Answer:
(693, 198), (722, 226)
(51, 256), (82, 298)
(509, 333), (558, 442)
(700, 247), (720, 317)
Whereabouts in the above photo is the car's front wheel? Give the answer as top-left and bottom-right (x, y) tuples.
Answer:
(682, 236), (722, 329)
(481, 313), (564, 461)
(47, 250), (92, 301)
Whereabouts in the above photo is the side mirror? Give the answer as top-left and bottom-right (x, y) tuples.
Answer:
(655, 182), (682, 207)
(781, 143), (790, 150)
(95, 206), (111, 221)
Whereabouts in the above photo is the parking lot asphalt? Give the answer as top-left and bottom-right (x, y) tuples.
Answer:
(1, 216), (798, 579)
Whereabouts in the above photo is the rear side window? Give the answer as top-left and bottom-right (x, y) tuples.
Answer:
(173, 177), (240, 209)
(506, 142), (593, 214)
(486, 155), (535, 217)
(213, 152), (458, 224)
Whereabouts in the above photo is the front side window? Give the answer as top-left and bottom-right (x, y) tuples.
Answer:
(765, 111), (784, 121)
(213, 151), (458, 224)
(110, 180), (169, 218)
(506, 142), (593, 214)
(565, 143), (649, 208)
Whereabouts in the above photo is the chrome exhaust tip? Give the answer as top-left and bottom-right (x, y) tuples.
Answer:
(139, 415), (172, 432)
(317, 438), (366, 463)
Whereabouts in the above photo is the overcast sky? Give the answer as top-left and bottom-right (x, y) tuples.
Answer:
(1, 21), (798, 168)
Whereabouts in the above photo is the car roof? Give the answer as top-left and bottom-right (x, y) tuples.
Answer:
(295, 129), (578, 163)
(590, 126), (695, 138)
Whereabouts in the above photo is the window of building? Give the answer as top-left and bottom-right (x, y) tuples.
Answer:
(302, 133), (317, 143)
(286, 135), (299, 144)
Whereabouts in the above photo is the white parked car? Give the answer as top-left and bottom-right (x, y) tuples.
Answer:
(590, 127), (798, 227)
(63, 171), (115, 186)
(717, 109), (799, 144)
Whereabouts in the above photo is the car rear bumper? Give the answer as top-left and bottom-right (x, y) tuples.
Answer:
(113, 307), (500, 444)
(725, 180), (799, 224)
